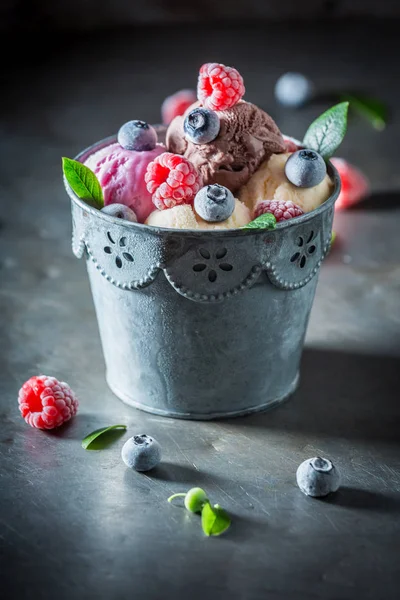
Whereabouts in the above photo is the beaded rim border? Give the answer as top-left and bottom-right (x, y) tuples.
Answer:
(265, 235), (332, 290)
(163, 264), (263, 303)
(72, 236), (332, 300)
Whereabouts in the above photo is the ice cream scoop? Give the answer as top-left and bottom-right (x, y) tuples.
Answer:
(85, 142), (165, 223)
(145, 204), (199, 229)
(145, 199), (251, 230)
(166, 100), (286, 194)
(196, 199), (251, 230)
(238, 152), (333, 214)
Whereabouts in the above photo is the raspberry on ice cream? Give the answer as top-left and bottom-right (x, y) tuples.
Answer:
(145, 152), (202, 210)
(282, 135), (302, 153)
(84, 142), (165, 223)
(18, 375), (79, 429)
(197, 63), (245, 111)
(254, 200), (303, 222)
(161, 89), (197, 125)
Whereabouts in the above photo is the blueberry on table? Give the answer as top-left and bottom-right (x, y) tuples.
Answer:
(194, 184), (235, 222)
(121, 434), (162, 472)
(285, 149), (327, 188)
(117, 120), (157, 151)
(101, 203), (137, 222)
(184, 107), (220, 144)
(296, 457), (341, 497)
(274, 72), (313, 108)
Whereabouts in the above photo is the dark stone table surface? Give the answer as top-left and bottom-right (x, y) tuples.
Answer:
(1, 21), (399, 600)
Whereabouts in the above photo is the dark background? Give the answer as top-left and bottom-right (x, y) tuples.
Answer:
(1, 2), (400, 600)
(2, 0), (400, 31)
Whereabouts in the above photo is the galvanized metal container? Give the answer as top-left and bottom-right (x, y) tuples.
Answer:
(65, 135), (340, 419)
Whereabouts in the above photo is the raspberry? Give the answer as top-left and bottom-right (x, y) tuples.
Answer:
(254, 200), (304, 222)
(330, 157), (370, 210)
(145, 152), (202, 210)
(197, 63), (245, 111)
(18, 375), (79, 430)
(282, 135), (302, 153)
(161, 89), (197, 125)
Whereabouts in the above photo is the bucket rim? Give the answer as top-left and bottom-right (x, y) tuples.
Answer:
(64, 134), (341, 238)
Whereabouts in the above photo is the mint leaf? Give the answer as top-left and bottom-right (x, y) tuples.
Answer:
(201, 501), (231, 537)
(82, 424), (127, 450)
(303, 102), (349, 160)
(62, 157), (104, 208)
(342, 93), (387, 131)
(241, 212), (277, 231)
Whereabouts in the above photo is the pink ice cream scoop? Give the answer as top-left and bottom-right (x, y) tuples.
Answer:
(85, 142), (166, 223)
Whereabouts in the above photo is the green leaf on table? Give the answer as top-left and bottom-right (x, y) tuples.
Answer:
(62, 157), (104, 208)
(201, 501), (231, 537)
(82, 424), (127, 450)
(341, 93), (387, 131)
(303, 102), (349, 160)
(328, 230), (337, 254)
(241, 212), (277, 231)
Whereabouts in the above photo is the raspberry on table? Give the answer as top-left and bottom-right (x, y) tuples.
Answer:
(197, 63), (245, 111)
(161, 89), (197, 125)
(254, 199), (304, 222)
(145, 152), (202, 210)
(330, 157), (370, 210)
(18, 375), (79, 429)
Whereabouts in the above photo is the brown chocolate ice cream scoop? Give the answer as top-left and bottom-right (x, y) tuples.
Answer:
(166, 100), (286, 193)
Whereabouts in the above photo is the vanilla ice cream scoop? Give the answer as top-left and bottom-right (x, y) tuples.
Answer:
(145, 205), (199, 229)
(145, 199), (251, 230)
(238, 152), (333, 214)
(196, 199), (251, 230)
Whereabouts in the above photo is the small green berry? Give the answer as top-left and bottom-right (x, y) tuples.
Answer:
(184, 487), (208, 513)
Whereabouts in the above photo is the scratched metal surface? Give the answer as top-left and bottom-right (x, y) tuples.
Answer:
(1, 21), (400, 600)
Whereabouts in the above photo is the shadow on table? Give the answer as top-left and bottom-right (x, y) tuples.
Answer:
(221, 510), (268, 542)
(322, 486), (400, 514)
(348, 190), (400, 211)
(148, 462), (221, 484)
(221, 347), (400, 443)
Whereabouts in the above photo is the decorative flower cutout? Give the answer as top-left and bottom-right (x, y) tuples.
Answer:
(193, 247), (233, 283)
(290, 230), (317, 269)
(103, 232), (134, 268)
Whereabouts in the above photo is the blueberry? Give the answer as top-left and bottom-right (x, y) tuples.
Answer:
(285, 149), (327, 188)
(274, 72), (313, 108)
(194, 184), (235, 222)
(121, 434), (161, 472)
(117, 120), (157, 151)
(296, 457), (341, 498)
(184, 108), (220, 144)
(101, 203), (137, 222)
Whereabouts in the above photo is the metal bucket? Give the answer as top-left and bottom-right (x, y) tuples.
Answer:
(65, 135), (340, 419)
